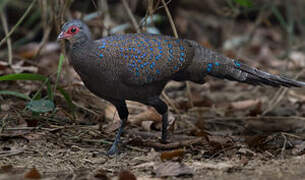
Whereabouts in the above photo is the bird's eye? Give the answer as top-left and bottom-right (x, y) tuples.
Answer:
(71, 27), (76, 33)
(68, 26), (78, 34)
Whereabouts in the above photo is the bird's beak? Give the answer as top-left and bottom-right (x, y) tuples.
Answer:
(57, 31), (70, 40)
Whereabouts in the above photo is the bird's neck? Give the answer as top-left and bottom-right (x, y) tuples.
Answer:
(71, 36), (92, 50)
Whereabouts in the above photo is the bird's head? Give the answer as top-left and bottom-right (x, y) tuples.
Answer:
(57, 20), (92, 43)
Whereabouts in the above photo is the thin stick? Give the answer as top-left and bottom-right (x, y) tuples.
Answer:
(121, 0), (140, 33)
(161, 0), (178, 38)
(262, 68), (305, 115)
(0, 0), (37, 47)
(161, 0), (194, 107)
(35, 0), (52, 58)
(0, 10), (12, 65)
(99, 0), (112, 37)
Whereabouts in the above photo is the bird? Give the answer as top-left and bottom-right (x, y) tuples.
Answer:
(57, 19), (305, 155)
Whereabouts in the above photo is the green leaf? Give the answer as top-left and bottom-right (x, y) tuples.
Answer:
(0, 73), (48, 81)
(26, 99), (55, 113)
(53, 54), (65, 100)
(0, 73), (53, 100)
(0, 90), (31, 100)
(234, 0), (253, 7)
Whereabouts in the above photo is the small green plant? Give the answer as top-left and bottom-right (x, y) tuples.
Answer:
(0, 54), (74, 114)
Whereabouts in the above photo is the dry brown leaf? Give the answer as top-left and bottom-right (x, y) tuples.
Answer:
(160, 149), (185, 161)
(288, 90), (305, 102)
(190, 161), (236, 171)
(118, 170), (137, 180)
(24, 167), (41, 179)
(229, 99), (260, 110)
(104, 104), (120, 122)
(141, 121), (154, 132)
(289, 51), (305, 68)
(130, 107), (162, 125)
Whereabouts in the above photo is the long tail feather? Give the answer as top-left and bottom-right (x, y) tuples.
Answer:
(187, 40), (305, 87)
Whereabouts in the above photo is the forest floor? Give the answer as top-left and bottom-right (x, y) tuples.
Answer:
(2, 65), (305, 179)
(2, 2), (305, 179)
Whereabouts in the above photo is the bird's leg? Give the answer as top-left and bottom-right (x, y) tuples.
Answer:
(107, 100), (128, 155)
(107, 118), (127, 155)
(161, 112), (168, 143)
(146, 97), (168, 143)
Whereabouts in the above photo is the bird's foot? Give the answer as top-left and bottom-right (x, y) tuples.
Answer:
(107, 143), (119, 156)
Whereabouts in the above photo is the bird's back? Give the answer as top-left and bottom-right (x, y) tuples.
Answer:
(94, 33), (195, 86)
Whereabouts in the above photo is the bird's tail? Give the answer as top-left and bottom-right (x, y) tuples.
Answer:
(208, 59), (305, 87)
(187, 40), (305, 87)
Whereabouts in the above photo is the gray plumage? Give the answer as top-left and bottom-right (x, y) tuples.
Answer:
(58, 20), (305, 155)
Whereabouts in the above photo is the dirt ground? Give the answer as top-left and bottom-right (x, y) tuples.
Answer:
(2, 1), (305, 179)
(2, 79), (305, 180)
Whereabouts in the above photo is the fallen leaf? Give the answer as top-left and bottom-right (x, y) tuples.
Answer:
(229, 99), (260, 110)
(160, 149), (185, 161)
(104, 104), (120, 122)
(118, 170), (137, 180)
(24, 167), (41, 179)
(190, 161), (236, 171)
(130, 107), (162, 126)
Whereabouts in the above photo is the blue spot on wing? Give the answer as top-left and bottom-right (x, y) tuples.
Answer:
(150, 62), (156, 69)
(179, 57), (184, 62)
(207, 63), (213, 72)
(234, 60), (241, 67)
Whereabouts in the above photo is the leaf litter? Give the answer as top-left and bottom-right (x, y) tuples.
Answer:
(2, 1), (305, 180)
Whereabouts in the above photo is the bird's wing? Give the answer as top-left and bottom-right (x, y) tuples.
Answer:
(95, 33), (194, 86)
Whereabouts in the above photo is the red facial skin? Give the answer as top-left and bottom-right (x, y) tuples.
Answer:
(57, 26), (80, 40)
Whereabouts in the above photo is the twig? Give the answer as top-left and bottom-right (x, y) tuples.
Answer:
(34, 0), (52, 58)
(262, 88), (287, 116)
(0, 149), (24, 157)
(99, 0), (112, 37)
(161, 0), (193, 108)
(143, 137), (205, 150)
(121, 0), (140, 33)
(0, 10), (12, 65)
(0, 114), (9, 134)
(262, 68), (305, 115)
(0, 0), (37, 47)
(205, 116), (305, 123)
(161, 0), (178, 38)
